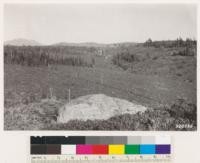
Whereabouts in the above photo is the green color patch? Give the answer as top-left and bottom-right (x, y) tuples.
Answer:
(125, 145), (140, 154)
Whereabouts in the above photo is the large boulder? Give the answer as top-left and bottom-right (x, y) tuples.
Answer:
(57, 94), (148, 123)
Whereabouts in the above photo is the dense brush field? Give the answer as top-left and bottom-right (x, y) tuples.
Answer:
(4, 39), (197, 130)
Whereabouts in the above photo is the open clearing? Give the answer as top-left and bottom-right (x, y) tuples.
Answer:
(4, 44), (196, 130)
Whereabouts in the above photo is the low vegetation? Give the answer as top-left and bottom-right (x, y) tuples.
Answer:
(4, 38), (197, 130)
(4, 98), (196, 131)
(111, 39), (196, 87)
(47, 99), (196, 131)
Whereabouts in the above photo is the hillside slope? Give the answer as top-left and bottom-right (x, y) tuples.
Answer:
(4, 38), (42, 46)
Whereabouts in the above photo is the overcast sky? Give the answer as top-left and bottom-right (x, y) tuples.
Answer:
(4, 4), (197, 44)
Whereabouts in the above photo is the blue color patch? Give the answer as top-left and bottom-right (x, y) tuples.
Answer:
(140, 145), (155, 154)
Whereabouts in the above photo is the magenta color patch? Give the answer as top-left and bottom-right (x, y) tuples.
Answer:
(76, 145), (93, 154)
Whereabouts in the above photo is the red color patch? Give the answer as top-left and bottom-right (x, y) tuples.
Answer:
(92, 145), (108, 154)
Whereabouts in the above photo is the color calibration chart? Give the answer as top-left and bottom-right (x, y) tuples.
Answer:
(30, 136), (171, 163)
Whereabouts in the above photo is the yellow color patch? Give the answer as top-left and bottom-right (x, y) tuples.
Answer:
(109, 145), (125, 154)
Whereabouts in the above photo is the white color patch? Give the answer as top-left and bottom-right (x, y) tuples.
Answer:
(61, 145), (76, 155)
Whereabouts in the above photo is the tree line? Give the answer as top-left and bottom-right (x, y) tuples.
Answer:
(4, 46), (96, 67)
(144, 37), (197, 48)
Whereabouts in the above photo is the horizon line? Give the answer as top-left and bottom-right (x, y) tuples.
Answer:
(4, 36), (197, 46)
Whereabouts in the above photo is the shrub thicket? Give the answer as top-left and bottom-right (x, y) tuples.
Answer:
(112, 49), (137, 70)
(171, 47), (196, 56)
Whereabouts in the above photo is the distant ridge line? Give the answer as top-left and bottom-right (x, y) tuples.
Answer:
(4, 38), (137, 47)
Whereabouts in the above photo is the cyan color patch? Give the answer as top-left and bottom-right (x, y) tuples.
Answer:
(140, 145), (155, 154)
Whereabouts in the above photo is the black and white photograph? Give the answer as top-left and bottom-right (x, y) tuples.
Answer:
(4, 3), (197, 130)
